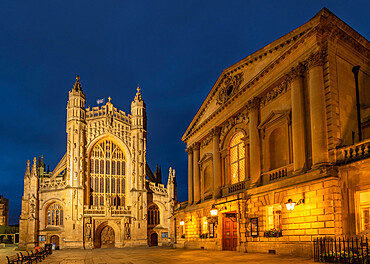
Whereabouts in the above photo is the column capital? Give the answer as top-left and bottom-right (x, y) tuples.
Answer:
(246, 97), (260, 111)
(185, 146), (193, 154)
(211, 127), (222, 138)
(287, 62), (306, 83)
(305, 49), (327, 70)
(192, 142), (200, 151)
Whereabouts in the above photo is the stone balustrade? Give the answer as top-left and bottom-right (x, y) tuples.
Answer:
(83, 205), (131, 216)
(336, 139), (370, 165)
(221, 180), (247, 196)
(39, 177), (66, 189)
(261, 164), (294, 184)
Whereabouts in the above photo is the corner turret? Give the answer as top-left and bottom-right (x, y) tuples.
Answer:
(66, 75), (87, 187)
(131, 86), (147, 130)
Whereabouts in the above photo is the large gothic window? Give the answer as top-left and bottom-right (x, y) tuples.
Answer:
(148, 204), (160, 226)
(229, 132), (245, 184)
(46, 203), (64, 226)
(89, 138), (126, 207)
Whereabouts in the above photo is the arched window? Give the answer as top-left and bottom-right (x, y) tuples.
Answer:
(229, 132), (245, 184)
(89, 138), (126, 207)
(148, 204), (160, 226)
(47, 203), (64, 226)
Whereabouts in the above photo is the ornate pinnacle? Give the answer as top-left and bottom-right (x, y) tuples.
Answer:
(24, 160), (31, 178)
(134, 86), (143, 102)
(73, 75), (83, 91)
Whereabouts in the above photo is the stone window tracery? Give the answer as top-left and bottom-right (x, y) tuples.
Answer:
(228, 132), (246, 184)
(89, 138), (126, 207)
(148, 204), (160, 226)
(46, 203), (64, 226)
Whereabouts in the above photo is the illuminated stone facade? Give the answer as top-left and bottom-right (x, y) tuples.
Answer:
(0, 195), (9, 226)
(175, 8), (370, 256)
(19, 77), (177, 250)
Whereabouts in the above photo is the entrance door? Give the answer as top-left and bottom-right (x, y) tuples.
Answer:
(50, 235), (59, 250)
(100, 226), (115, 248)
(150, 232), (158, 246)
(222, 214), (237, 251)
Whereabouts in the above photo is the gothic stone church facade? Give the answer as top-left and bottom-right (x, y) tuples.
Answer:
(19, 77), (177, 250)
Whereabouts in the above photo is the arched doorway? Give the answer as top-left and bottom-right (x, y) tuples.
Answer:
(50, 235), (59, 250)
(150, 232), (158, 246)
(100, 226), (115, 248)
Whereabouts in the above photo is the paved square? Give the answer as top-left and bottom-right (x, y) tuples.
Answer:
(30, 247), (317, 264)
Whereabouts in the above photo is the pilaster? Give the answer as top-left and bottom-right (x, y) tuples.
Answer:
(247, 97), (261, 187)
(212, 127), (222, 199)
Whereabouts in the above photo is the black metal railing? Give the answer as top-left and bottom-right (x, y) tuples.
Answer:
(314, 237), (369, 263)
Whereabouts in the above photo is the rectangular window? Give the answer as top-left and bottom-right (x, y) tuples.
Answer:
(266, 204), (282, 231)
(161, 232), (168, 238)
(202, 216), (208, 235)
(357, 190), (370, 233)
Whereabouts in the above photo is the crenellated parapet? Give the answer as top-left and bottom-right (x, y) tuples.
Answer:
(86, 103), (132, 145)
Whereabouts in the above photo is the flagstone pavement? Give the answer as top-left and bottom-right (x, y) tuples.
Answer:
(1, 246), (318, 264)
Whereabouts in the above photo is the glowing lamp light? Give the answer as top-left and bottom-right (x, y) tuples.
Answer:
(285, 198), (305, 211)
(180, 220), (185, 226)
(210, 204), (218, 216)
(285, 199), (296, 211)
(204, 221), (208, 225)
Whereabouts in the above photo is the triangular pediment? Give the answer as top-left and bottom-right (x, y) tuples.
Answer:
(258, 109), (291, 130)
(182, 7), (369, 143)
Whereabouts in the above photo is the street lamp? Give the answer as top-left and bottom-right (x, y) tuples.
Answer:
(210, 204), (218, 216)
(285, 198), (305, 211)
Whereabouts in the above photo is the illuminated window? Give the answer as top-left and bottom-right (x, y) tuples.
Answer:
(202, 216), (208, 235)
(46, 203), (64, 226)
(357, 191), (370, 233)
(229, 133), (246, 184)
(148, 204), (160, 226)
(88, 138), (126, 207)
(266, 204), (282, 231)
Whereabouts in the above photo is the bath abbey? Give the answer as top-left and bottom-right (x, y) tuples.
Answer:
(19, 77), (177, 249)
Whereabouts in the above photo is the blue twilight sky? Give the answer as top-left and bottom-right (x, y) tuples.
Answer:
(0, 1), (369, 225)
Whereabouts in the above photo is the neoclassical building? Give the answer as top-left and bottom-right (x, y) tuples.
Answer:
(19, 77), (177, 250)
(174, 8), (370, 256)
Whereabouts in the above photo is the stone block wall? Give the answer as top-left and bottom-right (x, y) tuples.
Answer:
(244, 178), (343, 256)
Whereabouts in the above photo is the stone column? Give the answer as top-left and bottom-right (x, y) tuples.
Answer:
(247, 98), (261, 186)
(212, 128), (222, 199)
(193, 143), (200, 203)
(307, 50), (329, 166)
(289, 63), (307, 172)
(186, 147), (194, 204)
